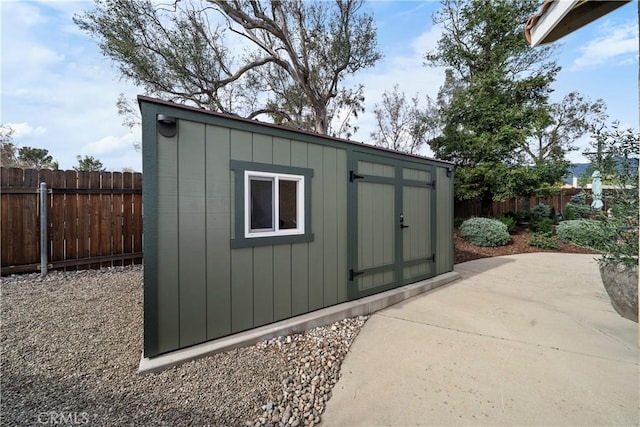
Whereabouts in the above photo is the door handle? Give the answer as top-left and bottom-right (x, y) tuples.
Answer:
(400, 214), (409, 229)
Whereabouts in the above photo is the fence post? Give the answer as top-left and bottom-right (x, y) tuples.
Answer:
(40, 182), (48, 278)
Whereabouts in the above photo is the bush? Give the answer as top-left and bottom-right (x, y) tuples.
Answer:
(531, 218), (554, 234)
(459, 217), (510, 247)
(566, 192), (592, 219)
(531, 203), (551, 219)
(601, 186), (639, 268)
(563, 204), (576, 220)
(503, 211), (518, 220)
(528, 232), (560, 250)
(497, 216), (516, 234)
(516, 210), (532, 224)
(557, 220), (615, 252)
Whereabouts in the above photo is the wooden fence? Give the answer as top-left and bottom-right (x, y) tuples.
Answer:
(1, 167), (143, 274)
(454, 188), (587, 219)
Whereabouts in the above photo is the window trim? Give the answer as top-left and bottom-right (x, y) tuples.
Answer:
(244, 170), (305, 238)
(230, 160), (314, 248)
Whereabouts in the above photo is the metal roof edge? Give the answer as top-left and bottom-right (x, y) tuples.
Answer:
(137, 95), (455, 166)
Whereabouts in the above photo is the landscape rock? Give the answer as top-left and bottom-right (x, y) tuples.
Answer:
(0, 266), (368, 426)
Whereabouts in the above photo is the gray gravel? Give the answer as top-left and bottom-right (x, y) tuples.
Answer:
(1, 266), (367, 426)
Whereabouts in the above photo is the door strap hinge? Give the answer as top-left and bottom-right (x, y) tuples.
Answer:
(350, 171), (364, 182)
(428, 254), (435, 262)
(349, 269), (364, 281)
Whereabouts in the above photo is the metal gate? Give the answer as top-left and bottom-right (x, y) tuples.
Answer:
(348, 152), (436, 299)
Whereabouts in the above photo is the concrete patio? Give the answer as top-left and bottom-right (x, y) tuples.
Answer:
(322, 253), (639, 426)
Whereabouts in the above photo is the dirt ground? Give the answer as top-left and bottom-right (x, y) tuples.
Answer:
(454, 227), (597, 264)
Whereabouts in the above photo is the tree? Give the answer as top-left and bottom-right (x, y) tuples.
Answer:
(116, 94), (142, 151)
(525, 92), (607, 164)
(17, 147), (58, 170)
(74, 0), (381, 134)
(425, 0), (560, 214)
(75, 155), (105, 172)
(370, 85), (438, 155)
(1, 124), (18, 167)
(584, 123), (639, 267)
(584, 122), (638, 177)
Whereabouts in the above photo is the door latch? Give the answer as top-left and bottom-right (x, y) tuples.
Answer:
(400, 213), (409, 229)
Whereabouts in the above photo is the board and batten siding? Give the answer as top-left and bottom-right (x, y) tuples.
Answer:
(142, 97), (454, 358)
(154, 119), (348, 355)
(435, 166), (454, 275)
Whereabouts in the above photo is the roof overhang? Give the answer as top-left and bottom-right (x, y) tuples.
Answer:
(525, 0), (631, 46)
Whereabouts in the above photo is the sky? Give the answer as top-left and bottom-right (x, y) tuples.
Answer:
(1, 1), (638, 172)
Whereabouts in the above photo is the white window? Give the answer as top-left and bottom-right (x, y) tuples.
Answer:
(244, 171), (305, 238)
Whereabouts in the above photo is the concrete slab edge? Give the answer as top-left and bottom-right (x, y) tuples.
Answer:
(138, 271), (460, 375)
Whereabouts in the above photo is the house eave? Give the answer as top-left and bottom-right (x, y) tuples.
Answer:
(526, 0), (631, 46)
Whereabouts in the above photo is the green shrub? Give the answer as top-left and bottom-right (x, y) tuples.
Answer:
(531, 203), (551, 219)
(528, 232), (560, 250)
(515, 210), (532, 224)
(504, 211), (518, 220)
(566, 192), (592, 219)
(531, 218), (554, 234)
(454, 217), (465, 228)
(459, 217), (510, 247)
(569, 192), (586, 205)
(601, 186), (639, 267)
(556, 220), (615, 251)
(497, 216), (516, 233)
(563, 204), (576, 220)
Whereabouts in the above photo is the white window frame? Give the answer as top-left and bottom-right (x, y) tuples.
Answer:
(244, 170), (305, 238)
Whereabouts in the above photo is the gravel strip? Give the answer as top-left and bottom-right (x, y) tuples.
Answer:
(1, 266), (367, 426)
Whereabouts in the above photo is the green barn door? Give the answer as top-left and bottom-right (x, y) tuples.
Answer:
(349, 155), (398, 299)
(400, 167), (434, 285)
(349, 154), (435, 300)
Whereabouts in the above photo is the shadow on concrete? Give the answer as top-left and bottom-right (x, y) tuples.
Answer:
(453, 255), (516, 279)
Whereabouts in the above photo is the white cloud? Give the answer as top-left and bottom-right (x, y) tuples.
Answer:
(348, 24), (445, 150)
(1, 1), (143, 171)
(6, 122), (47, 139)
(28, 45), (66, 64)
(82, 132), (138, 155)
(3, 1), (48, 26)
(1, 3), (66, 79)
(393, 2), (430, 19)
(572, 22), (639, 69)
(410, 24), (441, 55)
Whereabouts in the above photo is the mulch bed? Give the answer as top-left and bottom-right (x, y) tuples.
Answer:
(454, 227), (597, 264)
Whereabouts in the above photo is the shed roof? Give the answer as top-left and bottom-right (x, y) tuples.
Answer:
(138, 95), (454, 165)
(525, 0), (631, 46)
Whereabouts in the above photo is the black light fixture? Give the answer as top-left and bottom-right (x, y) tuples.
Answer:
(157, 114), (177, 138)
(446, 167), (453, 177)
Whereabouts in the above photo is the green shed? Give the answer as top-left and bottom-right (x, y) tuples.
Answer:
(140, 96), (455, 360)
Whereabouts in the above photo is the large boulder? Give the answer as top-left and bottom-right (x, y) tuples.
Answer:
(599, 262), (638, 323)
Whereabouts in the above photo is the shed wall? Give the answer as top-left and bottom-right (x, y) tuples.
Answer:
(154, 119), (348, 355)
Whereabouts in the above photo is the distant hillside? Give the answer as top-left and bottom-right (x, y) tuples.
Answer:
(565, 163), (589, 184)
(564, 159), (638, 185)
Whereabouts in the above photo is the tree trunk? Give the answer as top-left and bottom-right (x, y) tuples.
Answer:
(314, 103), (329, 134)
(480, 192), (493, 217)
